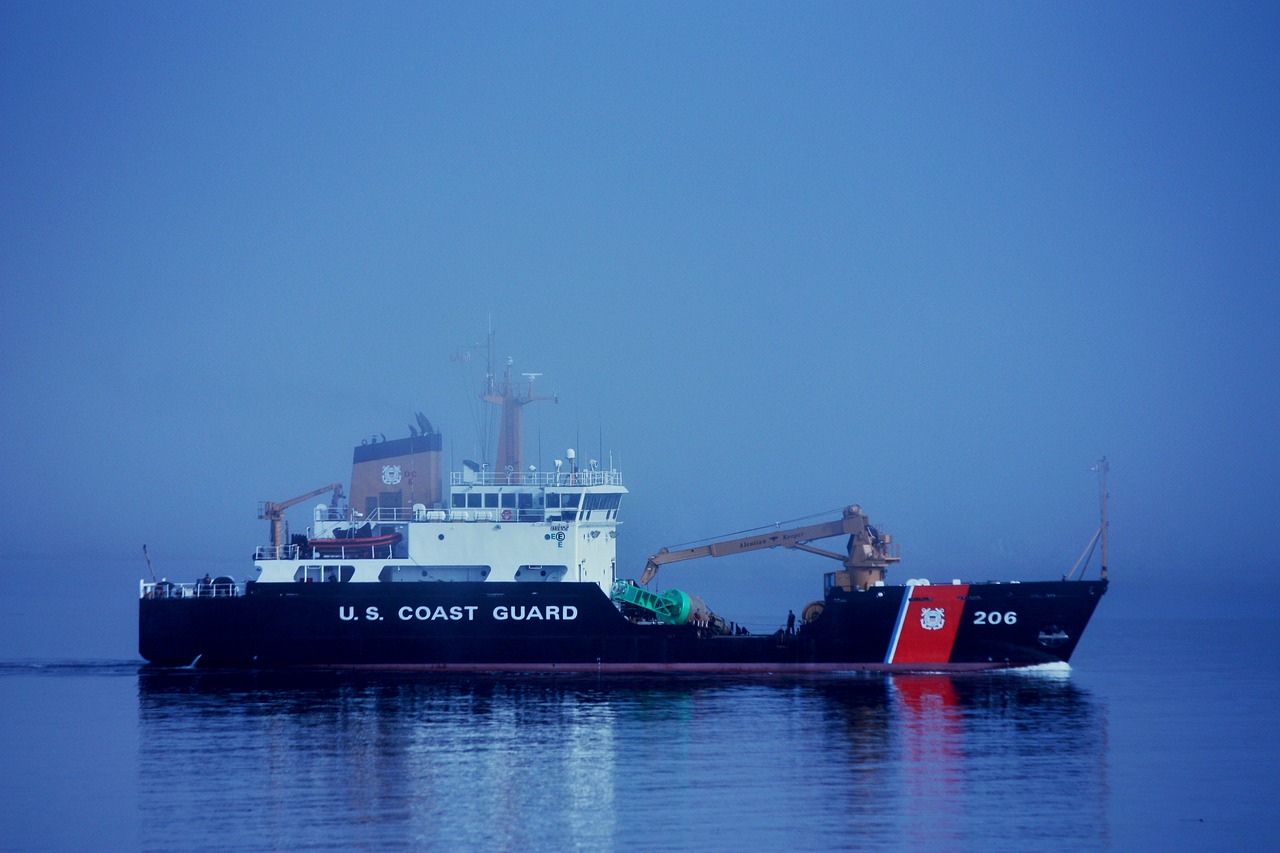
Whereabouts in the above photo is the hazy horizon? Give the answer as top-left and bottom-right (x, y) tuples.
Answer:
(3, 2), (1277, 660)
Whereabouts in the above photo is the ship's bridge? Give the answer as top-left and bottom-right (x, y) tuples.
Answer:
(301, 467), (625, 529)
(446, 468), (624, 524)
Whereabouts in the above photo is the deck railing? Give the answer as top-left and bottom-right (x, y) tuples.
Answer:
(255, 544), (300, 560)
(368, 506), (416, 522)
(449, 469), (623, 487)
(140, 580), (246, 600)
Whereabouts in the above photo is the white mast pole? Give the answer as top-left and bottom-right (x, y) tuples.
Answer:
(1097, 457), (1109, 579)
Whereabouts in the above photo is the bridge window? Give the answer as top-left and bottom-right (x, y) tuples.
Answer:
(484, 492), (499, 508)
(583, 493), (621, 511)
(502, 492), (516, 508)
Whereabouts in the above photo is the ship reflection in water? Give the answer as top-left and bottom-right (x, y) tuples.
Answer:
(137, 669), (1107, 850)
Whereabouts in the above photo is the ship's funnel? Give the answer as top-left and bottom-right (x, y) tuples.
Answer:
(350, 428), (443, 518)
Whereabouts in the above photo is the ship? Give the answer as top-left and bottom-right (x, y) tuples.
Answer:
(139, 334), (1109, 672)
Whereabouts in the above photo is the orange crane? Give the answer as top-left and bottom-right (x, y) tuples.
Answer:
(639, 504), (901, 590)
(258, 483), (345, 548)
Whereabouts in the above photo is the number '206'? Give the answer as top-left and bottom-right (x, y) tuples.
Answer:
(973, 611), (1017, 625)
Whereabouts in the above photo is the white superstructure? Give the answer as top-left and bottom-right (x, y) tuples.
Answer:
(253, 467), (626, 593)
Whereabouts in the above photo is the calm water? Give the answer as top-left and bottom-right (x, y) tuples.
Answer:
(1, 616), (1276, 851)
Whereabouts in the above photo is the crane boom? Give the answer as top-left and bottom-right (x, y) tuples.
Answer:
(258, 483), (345, 548)
(639, 505), (900, 588)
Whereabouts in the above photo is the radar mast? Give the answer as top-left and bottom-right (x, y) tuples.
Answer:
(479, 327), (556, 477)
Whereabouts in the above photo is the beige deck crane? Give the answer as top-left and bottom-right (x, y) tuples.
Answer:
(258, 483), (345, 548)
(639, 505), (901, 590)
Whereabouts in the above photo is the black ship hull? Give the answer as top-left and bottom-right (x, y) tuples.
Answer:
(139, 579), (1107, 672)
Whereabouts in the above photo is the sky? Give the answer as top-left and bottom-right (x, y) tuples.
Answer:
(2, 1), (1278, 656)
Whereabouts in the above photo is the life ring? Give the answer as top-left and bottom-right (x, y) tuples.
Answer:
(501, 509), (513, 521)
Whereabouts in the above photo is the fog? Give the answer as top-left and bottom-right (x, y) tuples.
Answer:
(3, 3), (1277, 659)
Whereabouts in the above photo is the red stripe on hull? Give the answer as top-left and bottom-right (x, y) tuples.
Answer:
(889, 584), (970, 664)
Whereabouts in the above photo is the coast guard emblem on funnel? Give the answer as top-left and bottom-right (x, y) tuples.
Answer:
(920, 607), (946, 631)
